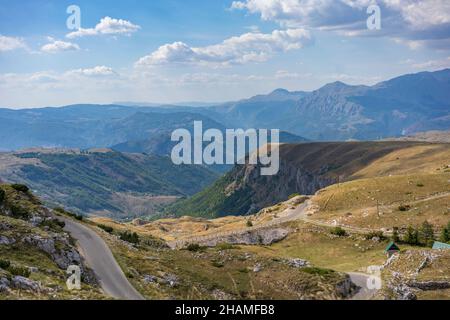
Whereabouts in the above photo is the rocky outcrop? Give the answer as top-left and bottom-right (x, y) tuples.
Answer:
(11, 276), (42, 293)
(199, 227), (289, 247)
(22, 234), (81, 270)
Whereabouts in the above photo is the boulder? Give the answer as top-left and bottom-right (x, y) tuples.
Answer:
(12, 276), (41, 292)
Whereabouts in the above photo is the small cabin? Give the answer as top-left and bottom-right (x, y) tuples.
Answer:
(384, 241), (400, 257)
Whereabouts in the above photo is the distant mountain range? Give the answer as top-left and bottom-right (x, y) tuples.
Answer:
(1, 69), (449, 153)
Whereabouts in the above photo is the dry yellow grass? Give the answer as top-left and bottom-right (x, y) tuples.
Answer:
(310, 172), (450, 230)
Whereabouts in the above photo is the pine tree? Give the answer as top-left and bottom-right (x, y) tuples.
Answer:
(404, 226), (419, 245)
(420, 220), (434, 247)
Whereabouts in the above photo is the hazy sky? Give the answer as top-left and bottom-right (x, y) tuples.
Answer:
(1, 0), (449, 108)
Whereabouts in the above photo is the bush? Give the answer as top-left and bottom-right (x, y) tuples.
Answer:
(119, 231), (139, 244)
(398, 205), (411, 212)
(246, 220), (253, 227)
(0, 188), (5, 204)
(54, 207), (83, 221)
(302, 267), (333, 276)
(98, 224), (114, 233)
(11, 184), (29, 193)
(416, 183), (424, 187)
(0, 259), (11, 270)
(186, 243), (203, 252)
(8, 265), (31, 277)
(10, 204), (30, 219)
(40, 219), (65, 230)
(330, 227), (346, 237)
(364, 231), (385, 240)
(440, 221), (450, 243)
(211, 260), (224, 268)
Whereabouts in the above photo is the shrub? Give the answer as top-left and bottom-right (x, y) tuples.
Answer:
(8, 265), (31, 277)
(246, 220), (253, 227)
(416, 183), (424, 187)
(119, 231), (139, 244)
(398, 205), (411, 212)
(211, 260), (224, 268)
(330, 227), (346, 237)
(10, 204), (30, 219)
(11, 184), (29, 193)
(302, 267), (333, 276)
(0, 259), (11, 270)
(98, 224), (114, 233)
(364, 231), (385, 240)
(40, 219), (65, 230)
(288, 193), (300, 199)
(0, 188), (5, 204)
(186, 243), (203, 252)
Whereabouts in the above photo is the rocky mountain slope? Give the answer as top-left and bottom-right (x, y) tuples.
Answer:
(0, 184), (104, 299)
(165, 141), (449, 218)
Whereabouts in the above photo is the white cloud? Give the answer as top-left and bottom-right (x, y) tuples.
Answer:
(65, 66), (116, 77)
(136, 28), (313, 67)
(231, 0), (450, 47)
(384, 0), (450, 30)
(66, 16), (140, 38)
(411, 56), (450, 70)
(0, 35), (27, 52)
(41, 38), (80, 53)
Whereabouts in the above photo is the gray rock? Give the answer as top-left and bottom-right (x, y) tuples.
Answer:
(253, 264), (262, 273)
(286, 258), (310, 268)
(0, 277), (10, 292)
(0, 235), (15, 245)
(12, 276), (41, 292)
(22, 234), (81, 269)
(143, 275), (157, 284)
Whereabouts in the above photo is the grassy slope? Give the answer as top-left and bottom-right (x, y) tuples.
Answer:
(310, 143), (450, 230)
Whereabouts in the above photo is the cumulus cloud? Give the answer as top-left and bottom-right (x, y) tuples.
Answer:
(66, 16), (140, 38)
(136, 28), (313, 67)
(231, 0), (450, 48)
(41, 38), (80, 53)
(0, 35), (27, 52)
(65, 66), (116, 77)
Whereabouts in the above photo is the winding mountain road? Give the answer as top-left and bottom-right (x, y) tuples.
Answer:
(62, 217), (144, 300)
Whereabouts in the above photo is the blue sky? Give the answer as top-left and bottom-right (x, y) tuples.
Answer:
(1, 0), (449, 108)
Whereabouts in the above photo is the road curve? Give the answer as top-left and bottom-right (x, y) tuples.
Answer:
(62, 217), (144, 300)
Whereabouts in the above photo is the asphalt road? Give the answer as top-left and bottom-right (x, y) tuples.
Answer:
(62, 217), (144, 300)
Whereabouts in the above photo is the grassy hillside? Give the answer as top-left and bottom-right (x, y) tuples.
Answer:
(0, 149), (218, 220)
(165, 141), (449, 218)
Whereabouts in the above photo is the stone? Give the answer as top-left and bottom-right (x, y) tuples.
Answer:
(0, 235), (15, 245)
(12, 276), (41, 292)
(143, 275), (157, 284)
(286, 258), (310, 268)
